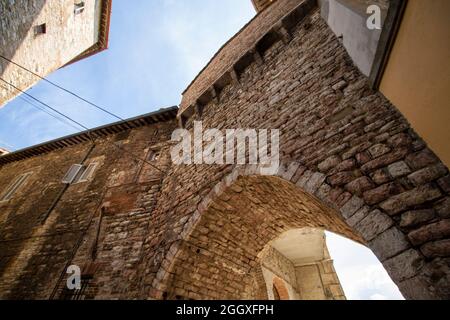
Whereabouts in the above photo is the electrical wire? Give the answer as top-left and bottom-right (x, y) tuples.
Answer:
(0, 54), (125, 122)
(0, 77), (92, 132)
(0, 77), (164, 172)
(0, 83), (84, 132)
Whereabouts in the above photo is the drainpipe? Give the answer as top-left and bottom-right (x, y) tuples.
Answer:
(40, 143), (96, 224)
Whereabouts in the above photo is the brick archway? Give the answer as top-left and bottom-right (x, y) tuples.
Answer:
(143, 0), (450, 301)
(148, 158), (448, 300)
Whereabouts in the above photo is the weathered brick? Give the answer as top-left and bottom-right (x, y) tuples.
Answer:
(327, 171), (359, 186)
(370, 228), (410, 261)
(421, 240), (450, 258)
(333, 159), (356, 173)
(405, 149), (440, 171)
(408, 164), (448, 186)
(380, 184), (442, 215)
(383, 249), (424, 282)
(437, 175), (450, 193)
(346, 206), (369, 227)
(370, 168), (392, 185)
(368, 144), (391, 159)
(435, 197), (450, 218)
(400, 209), (436, 228)
(354, 209), (393, 241)
(361, 148), (409, 173)
(387, 161), (411, 178)
(408, 220), (450, 246)
(344, 176), (374, 196)
(363, 182), (403, 205)
(387, 133), (412, 148)
(318, 155), (340, 173)
(340, 195), (364, 219)
(355, 152), (371, 165)
(304, 172), (326, 194)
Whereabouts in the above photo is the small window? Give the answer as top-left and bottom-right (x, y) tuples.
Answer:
(77, 163), (98, 183)
(74, 2), (85, 14)
(34, 23), (46, 36)
(62, 164), (84, 184)
(1, 172), (32, 201)
(62, 163), (98, 184)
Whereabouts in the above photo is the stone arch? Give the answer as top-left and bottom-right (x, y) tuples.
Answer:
(152, 161), (445, 300)
(147, 0), (450, 300)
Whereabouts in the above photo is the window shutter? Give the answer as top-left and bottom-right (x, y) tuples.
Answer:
(1, 172), (32, 201)
(77, 163), (98, 183)
(62, 164), (83, 184)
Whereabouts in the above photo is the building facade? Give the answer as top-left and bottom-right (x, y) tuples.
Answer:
(0, 0), (112, 106)
(0, 0), (449, 300)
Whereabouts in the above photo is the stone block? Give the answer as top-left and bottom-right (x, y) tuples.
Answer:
(354, 209), (393, 241)
(383, 249), (424, 282)
(387, 161), (411, 178)
(435, 197), (450, 218)
(340, 195), (364, 219)
(400, 209), (435, 228)
(408, 220), (450, 246)
(421, 240), (450, 258)
(363, 182), (402, 205)
(379, 184), (442, 215)
(408, 164), (448, 186)
(405, 149), (439, 171)
(368, 144), (391, 159)
(318, 155), (340, 173)
(344, 176), (374, 196)
(369, 228), (410, 261)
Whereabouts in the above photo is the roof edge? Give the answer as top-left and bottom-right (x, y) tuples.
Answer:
(63, 0), (113, 67)
(0, 106), (178, 166)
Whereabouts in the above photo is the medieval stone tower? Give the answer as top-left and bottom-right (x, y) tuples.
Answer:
(0, 0), (112, 106)
(0, 0), (449, 300)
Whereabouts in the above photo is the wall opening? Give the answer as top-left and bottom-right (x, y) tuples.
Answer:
(159, 173), (411, 300)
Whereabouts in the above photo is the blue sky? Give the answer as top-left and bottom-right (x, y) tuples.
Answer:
(0, 0), (403, 300)
(0, 0), (255, 150)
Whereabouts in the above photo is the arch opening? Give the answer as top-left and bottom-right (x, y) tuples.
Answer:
(158, 173), (410, 300)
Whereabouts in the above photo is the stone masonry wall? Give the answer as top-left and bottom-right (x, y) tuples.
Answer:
(148, 3), (450, 299)
(1, 0), (449, 300)
(0, 119), (176, 299)
(0, 0), (101, 105)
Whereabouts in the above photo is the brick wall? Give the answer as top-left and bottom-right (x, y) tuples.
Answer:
(152, 2), (449, 299)
(0, 0), (103, 106)
(0, 0), (449, 300)
(0, 119), (176, 299)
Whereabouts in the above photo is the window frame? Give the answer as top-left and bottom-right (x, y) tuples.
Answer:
(62, 164), (84, 184)
(74, 1), (86, 15)
(34, 23), (46, 36)
(0, 172), (33, 202)
(76, 162), (98, 184)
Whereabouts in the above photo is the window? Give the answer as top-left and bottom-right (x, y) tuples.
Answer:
(1, 172), (32, 201)
(77, 163), (98, 183)
(62, 163), (98, 184)
(74, 1), (85, 14)
(34, 23), (46, 36)
(62, 164), (84, 184)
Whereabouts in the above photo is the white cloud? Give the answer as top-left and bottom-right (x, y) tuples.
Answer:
(325, 231), (404, 300)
